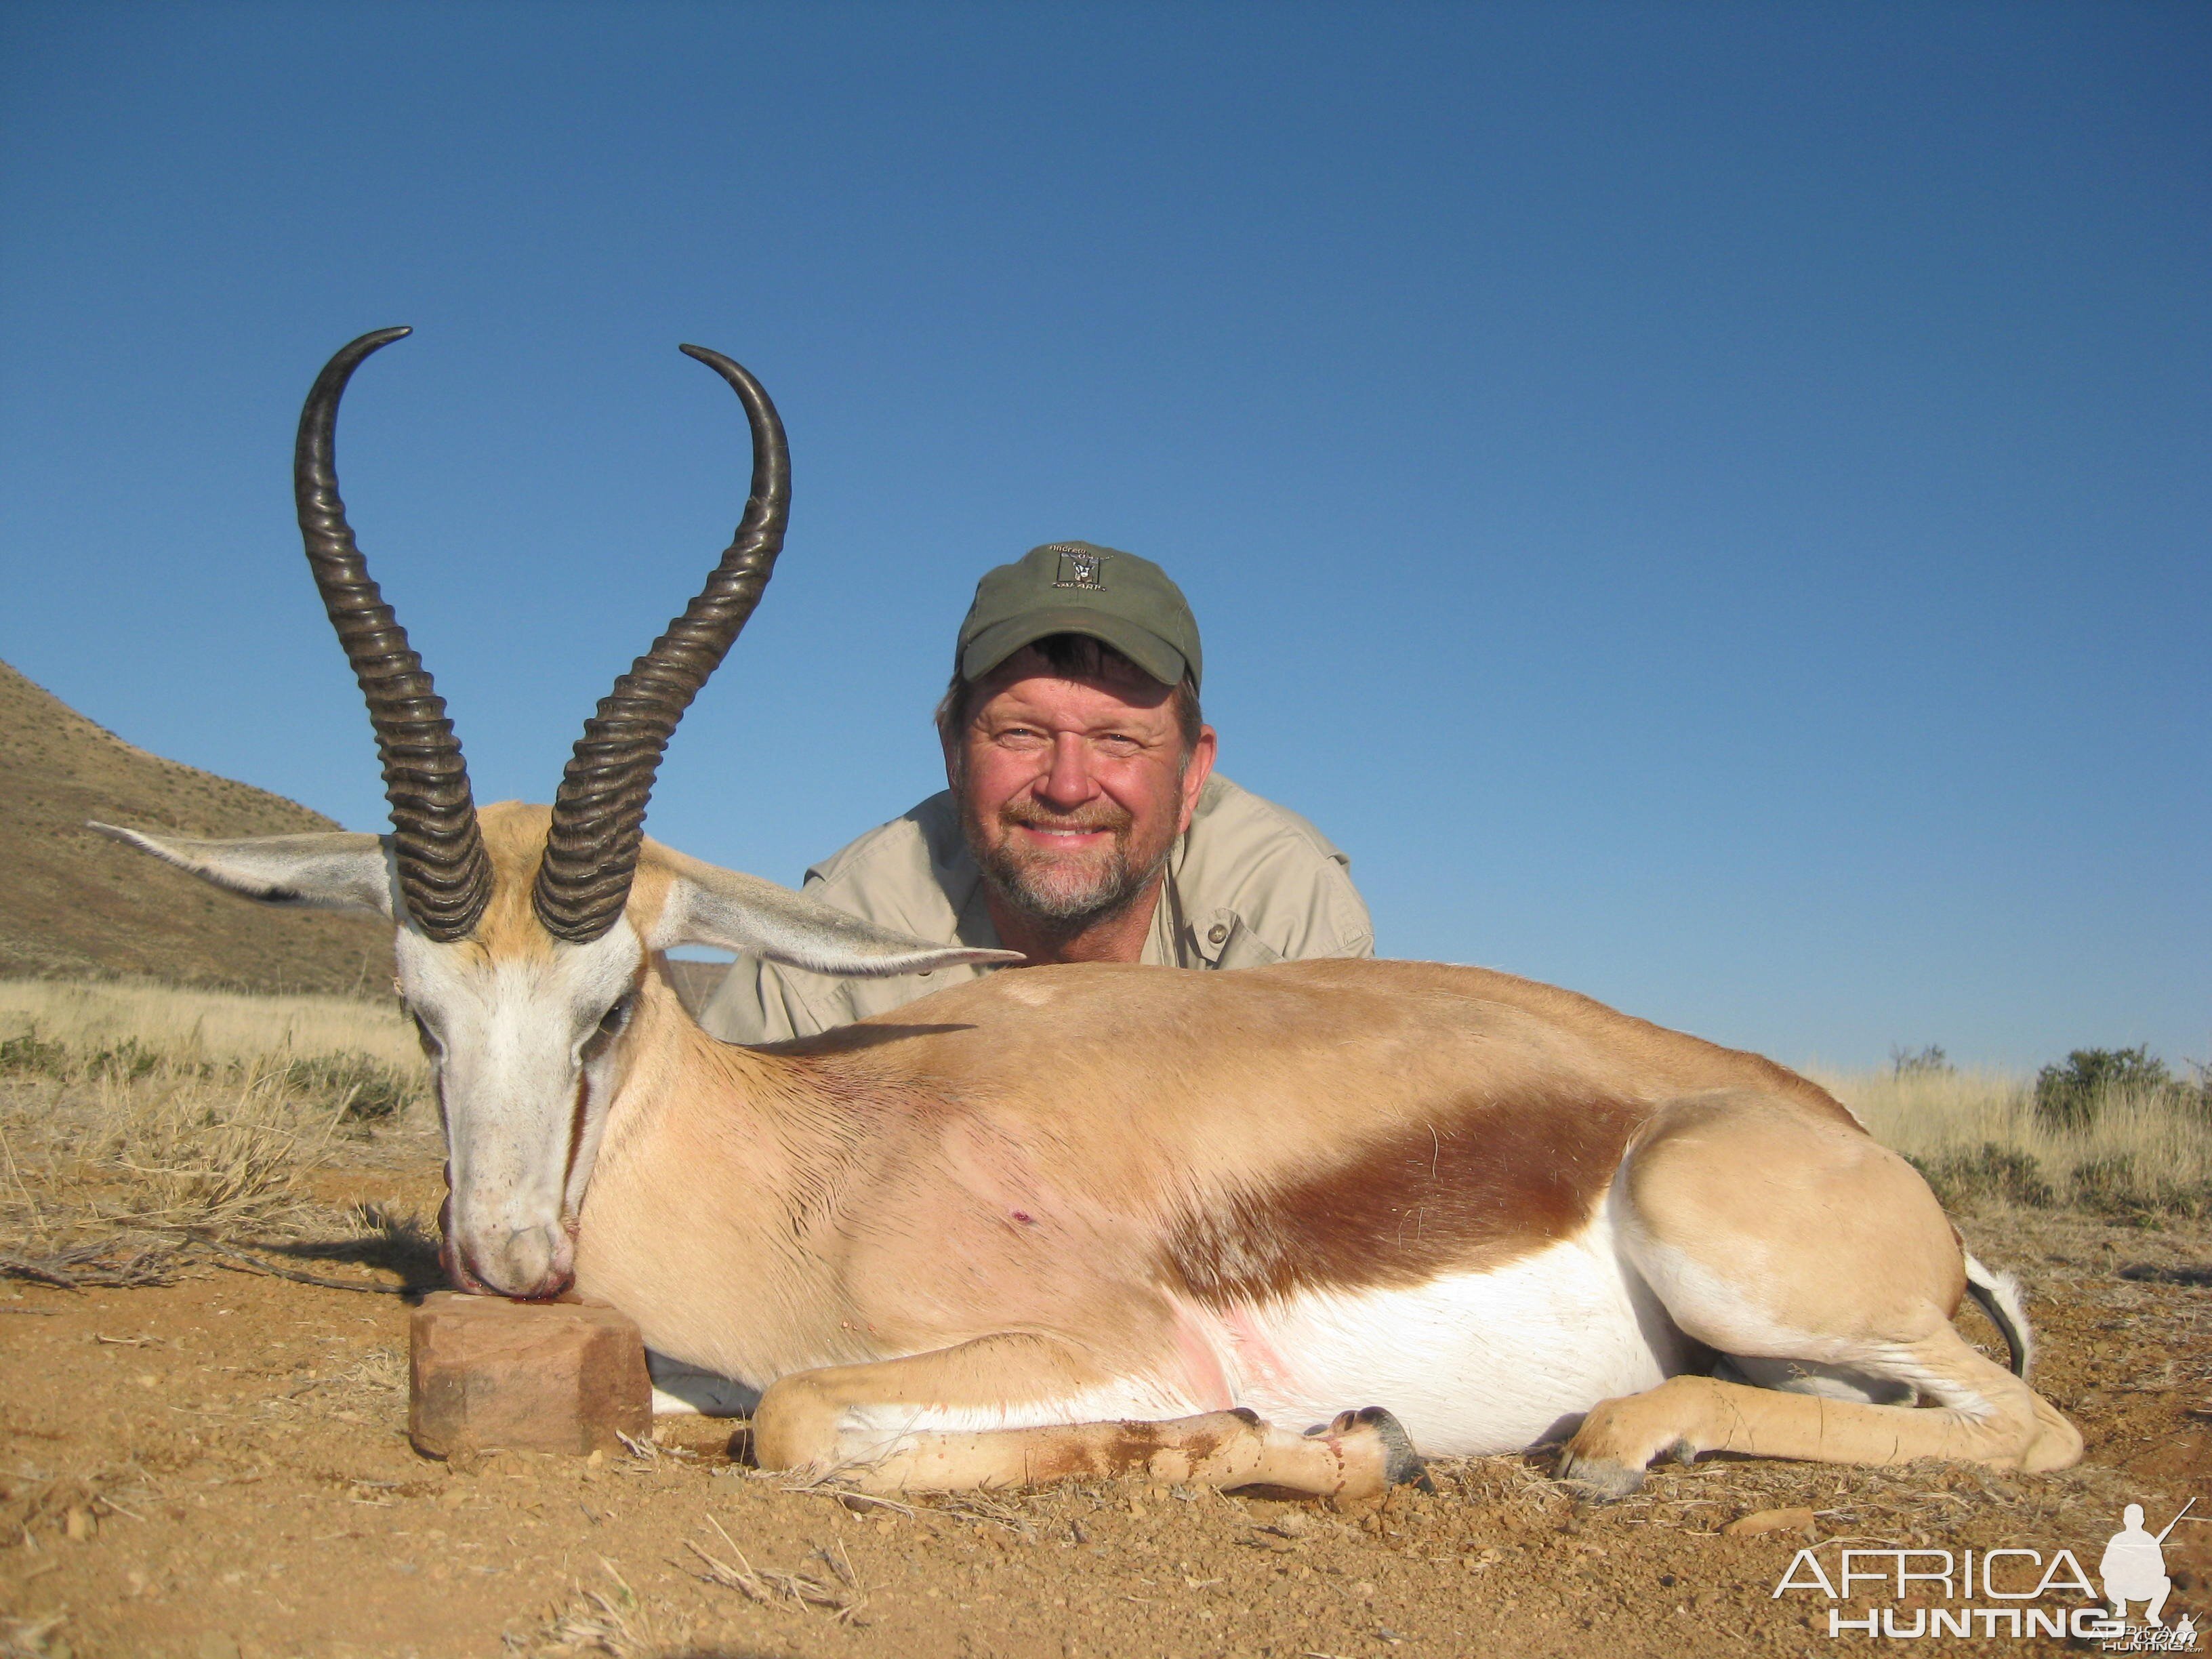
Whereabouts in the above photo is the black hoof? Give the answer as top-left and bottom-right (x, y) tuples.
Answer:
(1347, 1406), (1434, 1493)
(1555, 1451), (1645, 1501)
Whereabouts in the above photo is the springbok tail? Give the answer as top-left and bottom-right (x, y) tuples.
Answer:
(1963, 1254), (2034, 1379)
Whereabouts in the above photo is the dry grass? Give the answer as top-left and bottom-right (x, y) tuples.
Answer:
(0, 977), (434, 1292)
(0, 975), (418, 1071)
(520, 1557), (695, 1658)
(1814, 1064), (2212, 1218)
(1, 1059), (360, 1250)
(684, 1517), (868, 1620)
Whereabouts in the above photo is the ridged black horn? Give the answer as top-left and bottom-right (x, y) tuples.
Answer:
(532, 347), (790, 943)
(295, 327), (493, 942)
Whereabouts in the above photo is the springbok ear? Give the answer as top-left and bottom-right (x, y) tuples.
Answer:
(89, 823), (395, 919)
(653, 856), (1022, 979)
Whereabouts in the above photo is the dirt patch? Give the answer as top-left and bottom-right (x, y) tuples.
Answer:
(2, 1120), (2207, 1658)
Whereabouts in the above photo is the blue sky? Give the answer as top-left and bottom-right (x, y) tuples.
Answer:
(1, 3), (2204, 1071)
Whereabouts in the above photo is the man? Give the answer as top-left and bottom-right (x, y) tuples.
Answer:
(699, 541), (1373, 1044)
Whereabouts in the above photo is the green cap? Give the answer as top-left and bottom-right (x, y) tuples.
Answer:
(956, 542), (1204, 693)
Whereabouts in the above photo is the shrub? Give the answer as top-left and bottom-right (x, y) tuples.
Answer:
(2066, 1153), (2212, 1221)
(1890, 1044), (1952, 1078)
(0, 1031), (165, 1082)
(0, 1029), (73, 1078)
(275, 1052), (419, 1122)
(2034, 1046), (2173, 1131)
(83, 1038), (165, 1082)
(1909, 1143), (2054, 1210)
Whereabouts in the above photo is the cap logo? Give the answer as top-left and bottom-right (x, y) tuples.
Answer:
(1052, 549), (1105, 590)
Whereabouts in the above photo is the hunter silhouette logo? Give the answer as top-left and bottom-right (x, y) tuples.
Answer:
(1767, 1495), (2202, 1643)
(2100, 1500), (2198, 1650)
(2104, 1502), (2182, 1625)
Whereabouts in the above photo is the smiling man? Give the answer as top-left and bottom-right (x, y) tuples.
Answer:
(699, 541), (1374, 1044)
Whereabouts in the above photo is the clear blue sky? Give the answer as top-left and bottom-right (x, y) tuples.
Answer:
(2, 3), (2204, 1072)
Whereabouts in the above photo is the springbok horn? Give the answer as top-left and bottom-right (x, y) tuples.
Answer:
(295, 326), (494, 942)
(532, 347), (790, 943)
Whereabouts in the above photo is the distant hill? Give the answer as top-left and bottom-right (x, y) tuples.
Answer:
(0, 660), (392, 996)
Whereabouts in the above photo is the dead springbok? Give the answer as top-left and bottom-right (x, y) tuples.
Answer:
(99, 329), (2083, 1501)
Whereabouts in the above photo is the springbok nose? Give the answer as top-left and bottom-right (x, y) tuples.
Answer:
(459, 1224), (575, 1300)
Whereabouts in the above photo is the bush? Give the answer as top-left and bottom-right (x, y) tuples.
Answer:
(2066, 1153), (2212, 1221)
(0, 1029), (73, 1078)
(1909, 1143), (2055, 1210)
(1890, 1044), (1952, 1078)
(2034, 1046), (2173, 1131)
(0, 1031), (165, 1082)
(275, 1052), (419, 1122)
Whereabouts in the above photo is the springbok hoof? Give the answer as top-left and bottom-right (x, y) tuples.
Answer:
(1555, 1449), (1647, 1501)
(1332, 1406), (1434, 1494)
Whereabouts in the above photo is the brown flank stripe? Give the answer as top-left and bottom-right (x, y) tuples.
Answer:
(1164, 1086), (1642, 1303)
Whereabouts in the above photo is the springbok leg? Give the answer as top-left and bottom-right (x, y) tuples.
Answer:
(750, 1334), (1426, 1498)
(1559, 1335), (2081, 1496)
(1561, 1091), (2082, 1495)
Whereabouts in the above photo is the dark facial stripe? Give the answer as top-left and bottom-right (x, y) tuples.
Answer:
(1162, 1088), (1641, 1305)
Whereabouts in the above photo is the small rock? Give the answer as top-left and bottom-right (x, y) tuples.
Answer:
(63, 1506), (96, 1542)
(1723, 1506), (1816, 1536)
(408, 1294), (649, 1460)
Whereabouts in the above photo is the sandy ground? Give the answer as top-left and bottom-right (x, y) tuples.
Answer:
(3, 1130), (2208, 1659)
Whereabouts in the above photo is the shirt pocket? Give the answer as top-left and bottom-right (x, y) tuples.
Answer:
(1197, 909), (1283, 970)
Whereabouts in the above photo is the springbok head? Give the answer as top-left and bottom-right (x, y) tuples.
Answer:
(96, 329), (1011, 1298)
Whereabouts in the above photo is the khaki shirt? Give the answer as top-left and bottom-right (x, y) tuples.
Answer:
(697, 775), (1374, 1044)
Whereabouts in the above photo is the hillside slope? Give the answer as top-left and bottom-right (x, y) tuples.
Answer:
(0, 660), (392, 994)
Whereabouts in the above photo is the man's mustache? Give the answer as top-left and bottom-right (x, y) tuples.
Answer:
(998, 801), (1132, 836)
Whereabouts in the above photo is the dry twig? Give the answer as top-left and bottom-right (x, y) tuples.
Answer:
(685, 1515), (865, 1621)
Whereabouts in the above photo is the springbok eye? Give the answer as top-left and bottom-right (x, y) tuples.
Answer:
(582, 991), (636, 1059)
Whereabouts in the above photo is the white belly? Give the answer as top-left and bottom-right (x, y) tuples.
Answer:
(1204, 1220), (1682, 1456)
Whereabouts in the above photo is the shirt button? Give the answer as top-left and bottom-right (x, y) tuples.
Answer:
(1207, 923), (1229, 945)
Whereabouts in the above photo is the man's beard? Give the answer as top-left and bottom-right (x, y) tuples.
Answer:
(964, 796), (1175, 930)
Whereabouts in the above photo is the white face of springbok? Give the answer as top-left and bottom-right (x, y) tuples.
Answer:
(94, 327), (1011, 1299)
(392, 914), (642, 1297)
(93, 812), (1002, 1298)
